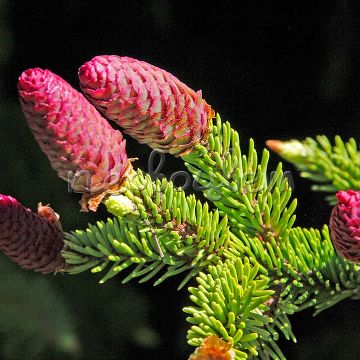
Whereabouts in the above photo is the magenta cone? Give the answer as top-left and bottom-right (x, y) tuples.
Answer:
(18, 68), (130, 210)
(79, 55), (214, 156)
(0, 195), (65, 273)
(330, 190), (360, 263)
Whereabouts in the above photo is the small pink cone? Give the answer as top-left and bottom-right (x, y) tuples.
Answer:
(0, 195), (65, 273)
(330, 190), (360, 263)
(18, 68), (130, 211)
(79, 55), (215, 156)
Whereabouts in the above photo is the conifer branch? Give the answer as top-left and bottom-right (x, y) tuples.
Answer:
(60, 117), (360, 360)
(11, 57), (360, 360)
(182, 114), (297, 245)
(267, 136), (360, 204)
(184, 258), (284, 360)
(63, 169), (230, 288)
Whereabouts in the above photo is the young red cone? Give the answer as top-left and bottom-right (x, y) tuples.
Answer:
(18, 68), (130, 211)
(79, 55), (215, 156)
(0, 195), (65, 273)
(330, 190), (360, 263)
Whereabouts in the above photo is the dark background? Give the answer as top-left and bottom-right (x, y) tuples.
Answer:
(1, 0), (360, 359)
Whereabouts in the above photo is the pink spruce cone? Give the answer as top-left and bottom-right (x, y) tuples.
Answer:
(0, 195), (65, 273)
(330, 190), (360, 263)
(18, 68), (130, 211)
(78, 55), (215, 156)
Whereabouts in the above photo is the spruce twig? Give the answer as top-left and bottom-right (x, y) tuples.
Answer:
(267, 136), (360, 204)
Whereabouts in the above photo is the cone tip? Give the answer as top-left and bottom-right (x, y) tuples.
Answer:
(0, 194), (17, 207)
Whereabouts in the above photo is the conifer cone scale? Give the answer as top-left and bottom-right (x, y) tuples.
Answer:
(18, 68), (130, 211)
(0, 195), (65, 273)
(79, 55), (215, 156)
(330, 190), (360, 263)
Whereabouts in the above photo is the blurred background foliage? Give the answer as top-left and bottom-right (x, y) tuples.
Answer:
(1, 0), (360, 359)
